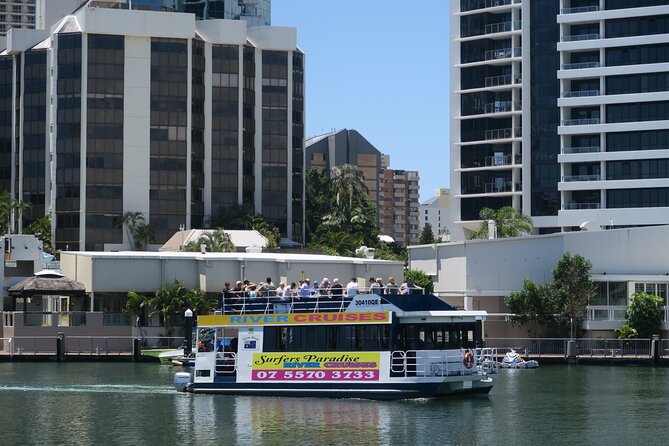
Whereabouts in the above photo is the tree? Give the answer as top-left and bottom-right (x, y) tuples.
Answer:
(183, 228), (235, 253)
(404, 269), (433, 294)
(330, 164), (368, 209)
(305, 167), (332, 243)
(504, 253), (596, 337)
(116, 211), (145, 250)
(626, 292), (663, 338)
(505, 280), (566, 334)
(419, 223), (436, 245)
(24, 216), (53, 252)
(133, 223), (155, 251)
(211, 204), (280, 248)
(185, 288), (218, 316)
(125, 290), (148, 324)
(552, 253), (597, 338)
(0, 192), (31, 235)
(148, 281), (189, 334)
(469, 206), (533, 240)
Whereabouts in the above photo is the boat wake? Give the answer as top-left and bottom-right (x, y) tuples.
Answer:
(0, 383), (176, 395)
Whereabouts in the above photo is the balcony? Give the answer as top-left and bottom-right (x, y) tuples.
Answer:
(561, 33), (599, 42)
(484, 127), (522, 140)
(562, 202), (600, 210)
(562, 90), (600, 98)
(484, 20), (521, 35)
(461, 0), (522, 13)
(561, 61), (599, 70)
(485, 181), (513, 193)
(562, 174), (601, 182)
(484, 73), (522, 88)
(484, 155), (513, 166)
(484, 47), (522, 61)
(562, 118), (600, 126)
(561, 146), (600, 154)
(561, 6), (599, 14)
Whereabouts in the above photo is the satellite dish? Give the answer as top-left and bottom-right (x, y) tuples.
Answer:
(579, 221), (589, 231)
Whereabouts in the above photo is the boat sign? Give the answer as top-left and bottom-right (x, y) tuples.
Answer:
(251, 352), (380, 381)
(198, 311), (391, 327)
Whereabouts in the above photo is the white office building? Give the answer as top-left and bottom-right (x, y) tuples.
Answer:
(419, 188), (451, 242)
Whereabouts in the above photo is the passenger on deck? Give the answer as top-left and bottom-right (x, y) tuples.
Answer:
(283, 282), (296, 300)
(346, 277), (359, 297)
(385, 276), (399, 294)
(299, 278), (311, 299)
(319, 278), (331, 297)
(330, 278), (343, 298)
(369, 277), (382, 294)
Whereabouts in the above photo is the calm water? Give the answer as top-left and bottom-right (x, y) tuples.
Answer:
(1, 363), (668, 445)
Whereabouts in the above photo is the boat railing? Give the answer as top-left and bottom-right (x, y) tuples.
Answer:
(390, 349), (497, 378)
(215, 351), (237, 376)
(221, 286), (424, 315)
(140, 336), (185, 350)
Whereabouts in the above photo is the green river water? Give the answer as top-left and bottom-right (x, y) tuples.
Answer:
(0, 362), (668, 445)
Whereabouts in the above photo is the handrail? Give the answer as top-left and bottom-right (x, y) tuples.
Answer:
(561, 5), (598, 14)
(562, 89), (600, 98)
(562, 61), (599, 70)
(562, 33), (599, 42)
(561, 146), (600, 154)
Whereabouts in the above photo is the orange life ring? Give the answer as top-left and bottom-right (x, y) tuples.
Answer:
(463, 350), (474, 369)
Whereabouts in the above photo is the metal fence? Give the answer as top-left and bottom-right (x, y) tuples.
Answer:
(576, 338), (652, 358)
(65, 336), (135, 355)
(485, 338), (567, 357)
(486, 337), (656, 358)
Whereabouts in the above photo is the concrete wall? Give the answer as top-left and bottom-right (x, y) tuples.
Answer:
(61, 252), (404, 294)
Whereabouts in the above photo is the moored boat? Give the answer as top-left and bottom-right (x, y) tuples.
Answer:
(499, 349), (539, 369)
(173, 294), (498, 400)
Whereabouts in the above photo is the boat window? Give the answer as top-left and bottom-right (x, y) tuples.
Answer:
(263, 325), (391, 352)
(395, 323), (477, 350)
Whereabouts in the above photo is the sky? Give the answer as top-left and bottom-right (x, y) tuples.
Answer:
(272, 1), (451, 202)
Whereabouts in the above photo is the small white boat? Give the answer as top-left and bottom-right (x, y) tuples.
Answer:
(499, 350), (539, 369)
(158, 349), (184, 364)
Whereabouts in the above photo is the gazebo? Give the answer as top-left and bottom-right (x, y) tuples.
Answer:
(8, 270), (88, 312)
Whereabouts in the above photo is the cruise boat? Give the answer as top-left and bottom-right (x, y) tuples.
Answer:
(174, 294), (498, 400)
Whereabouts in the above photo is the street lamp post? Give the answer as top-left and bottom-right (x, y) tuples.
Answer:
(184, 308), (194, 356)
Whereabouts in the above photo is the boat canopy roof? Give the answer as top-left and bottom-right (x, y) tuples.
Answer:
(379, 294), (454, 312)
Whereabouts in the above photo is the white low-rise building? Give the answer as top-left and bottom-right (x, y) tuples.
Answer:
(409, 225), (669, 338)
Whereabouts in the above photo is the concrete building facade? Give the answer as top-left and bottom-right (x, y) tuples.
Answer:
(451, 1), (669, 241)
(0, 2), (305, 250)
(419, 188), (451, 242)
(0, 0), (36, 36)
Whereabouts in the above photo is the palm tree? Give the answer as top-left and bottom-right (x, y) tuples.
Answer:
(469, 206), (533, 239)
(24, 216), (53, 252)
(125, 291), (148, 335)
(330, 164), (368, 208)
(116, 211), (145, 250)
(196, 229), (235, 253)
(148, 281), (188, 335)
(133, 223), (155, 251)
(185, 288), (218, 316)
(0, 192), (31, 235)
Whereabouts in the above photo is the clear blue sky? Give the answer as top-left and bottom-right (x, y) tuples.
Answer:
(272, 1), (451, 202)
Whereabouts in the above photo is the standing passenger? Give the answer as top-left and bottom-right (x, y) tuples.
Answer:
(346, 277), (359, 297)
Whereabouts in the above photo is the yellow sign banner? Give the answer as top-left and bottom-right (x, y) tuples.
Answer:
(198, 311), (391, 327)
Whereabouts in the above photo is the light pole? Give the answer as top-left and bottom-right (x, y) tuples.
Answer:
(184, 308), (193, 356)
(179, 224), (185, 251)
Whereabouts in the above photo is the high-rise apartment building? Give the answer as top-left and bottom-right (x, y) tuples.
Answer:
(451, 0), (669, 241)
(306, 129), (420, 246)
(0, 0), (36, 36)
(1, 1), (304, 250)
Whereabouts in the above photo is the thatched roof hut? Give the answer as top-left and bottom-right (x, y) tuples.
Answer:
(8, 270), (86, 297)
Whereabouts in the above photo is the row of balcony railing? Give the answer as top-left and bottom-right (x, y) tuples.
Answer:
(562, 202), (600, 210)
(483, 100), (522, 114)
(484, 73), (522, 87)
(484, 47), (522, 61)
(561, 146), (600, 154)
(561, 5), (599, 14)
(483, 127), (522, 140)
(562, 174), (601, 182)
(561, 33), (599, 42)
(562, 118), (600, 126)
(562, 89), (600, 98)
(460, 0), (521, 13)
